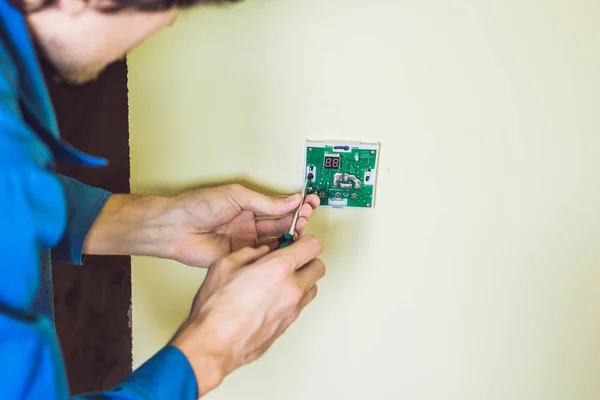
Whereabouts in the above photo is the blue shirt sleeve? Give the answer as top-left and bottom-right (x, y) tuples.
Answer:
(76, 347), (199, 400)
(51, 175), (112, 265)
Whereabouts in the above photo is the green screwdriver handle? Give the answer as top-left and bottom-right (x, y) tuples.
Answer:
(277, 233), (294, 249)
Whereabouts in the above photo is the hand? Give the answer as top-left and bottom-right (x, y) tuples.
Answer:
(170, 235), (326, 396)
(166, 184), (320, 268)
(82, 184), (318, 267)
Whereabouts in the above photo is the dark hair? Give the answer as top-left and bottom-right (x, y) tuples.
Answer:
(11, 0), (241, 13)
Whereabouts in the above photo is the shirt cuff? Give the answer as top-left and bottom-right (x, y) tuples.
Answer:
(51, 175), (112, 265)
(118, 346), (199, 400)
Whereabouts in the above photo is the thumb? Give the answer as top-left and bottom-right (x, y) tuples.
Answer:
(228, 185), (302, 217)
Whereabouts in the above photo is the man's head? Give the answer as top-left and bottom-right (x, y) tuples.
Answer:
(16, 0), (241, 84)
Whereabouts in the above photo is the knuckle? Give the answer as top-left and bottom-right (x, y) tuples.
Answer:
(284, 312), (300, 328)
(303, 259), (325, 279)
(277, 256), (295, 274)
(304, 235), (323, 253)
(286, 285), (303, 306)
(226, 183), (244, 194)
(311, 285), (319, 299)
(264, 259), (289, 281)
(315, 259), (326, 278)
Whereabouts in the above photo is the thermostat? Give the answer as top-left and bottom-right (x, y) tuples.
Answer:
(304, 140), (380, 208)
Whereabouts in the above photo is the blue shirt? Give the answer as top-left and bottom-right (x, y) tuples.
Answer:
(0, 2), (198, 398)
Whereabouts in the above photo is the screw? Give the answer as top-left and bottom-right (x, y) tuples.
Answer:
(309, 148), (313, 152)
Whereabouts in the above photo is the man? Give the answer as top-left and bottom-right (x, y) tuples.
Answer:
(0, 0), (326, 398)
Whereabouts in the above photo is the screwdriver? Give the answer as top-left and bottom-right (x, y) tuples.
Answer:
(277, 178), (310, 249)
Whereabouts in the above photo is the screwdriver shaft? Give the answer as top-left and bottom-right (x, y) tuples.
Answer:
(288, 179), (309, 236)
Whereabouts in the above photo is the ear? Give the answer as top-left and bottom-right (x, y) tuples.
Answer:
(57, 0), (88, 15)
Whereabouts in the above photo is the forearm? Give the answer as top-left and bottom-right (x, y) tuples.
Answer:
(82, 194), (177, 259)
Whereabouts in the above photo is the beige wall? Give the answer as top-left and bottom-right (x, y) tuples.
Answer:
(128, 1), (600, 399)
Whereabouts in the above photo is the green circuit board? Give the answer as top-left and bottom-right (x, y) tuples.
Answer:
(304, 141), (379, 208)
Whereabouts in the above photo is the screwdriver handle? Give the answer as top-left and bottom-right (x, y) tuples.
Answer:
(277, 233), (294, 249)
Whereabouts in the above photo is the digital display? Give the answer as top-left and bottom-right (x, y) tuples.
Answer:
(324, 155), (341, 169)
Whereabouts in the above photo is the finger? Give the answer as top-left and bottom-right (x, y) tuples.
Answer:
(295, 218), (307, 233)
(228, 184), (303, 217)
(258, 237), (305, 252)
(266, 298), (311, 350)
(256, 237), (280, 252)
(247, 332), (281, 364)
(294, 201), (318, 234)
(295, 217), (308, 234)
(226, 245), (270, 268)
(268, 240), (280, 252)
(295, 259), (326, 292)
(298, 203), (314, 220)
(297, 285), (318, 313)
(304, 194), (321, 210)
(248, 285), (320, 362)
(249, 310), (301, 362)
(256, 216), (293, 238)
(256, 202), (316, 238)
(276, 312), (299, 337)
(261, 235), (324, 272)
(297, 202), (316, 221)
(257, 237), (278, 246)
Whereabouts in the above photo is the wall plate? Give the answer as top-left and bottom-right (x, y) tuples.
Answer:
(304, 140), (380, 208)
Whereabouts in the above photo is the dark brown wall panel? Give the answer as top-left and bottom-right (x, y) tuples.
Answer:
(43, 60), (132, 395)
